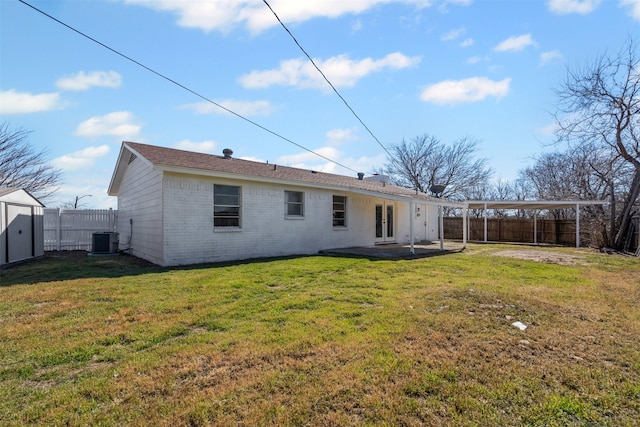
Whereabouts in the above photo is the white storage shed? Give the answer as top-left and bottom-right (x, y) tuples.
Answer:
(0, 188), (45, 267)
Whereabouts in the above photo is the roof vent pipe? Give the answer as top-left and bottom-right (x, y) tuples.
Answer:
(357, 172), (364, 180)
(222, 148), (233, 159)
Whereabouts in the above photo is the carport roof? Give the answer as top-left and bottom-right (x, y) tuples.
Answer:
(466, 200), (606, 210)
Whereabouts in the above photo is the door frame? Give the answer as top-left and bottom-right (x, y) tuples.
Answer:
(375, 202), (396, 244)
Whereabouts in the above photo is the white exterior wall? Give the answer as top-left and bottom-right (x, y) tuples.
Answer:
(115, 167), (440, 266)
(415, 202), (440, 242)
(116, 158), (164, 265)
(0, 201), (5, 265)
(160, 173), (435, 266)
(395, 202), (438, 245)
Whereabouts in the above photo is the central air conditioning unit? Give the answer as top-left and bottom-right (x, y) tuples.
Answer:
(91, 232), (119, 254)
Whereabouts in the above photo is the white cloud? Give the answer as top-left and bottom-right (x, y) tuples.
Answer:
(547, 0), (601, 14)
(326, 128), (359, 145)
(274, 148), (386, 175)
(276, 146), (341, 166)
(239, 52), (421, 90)
(0, 89), (62, 114)
(180, 99), (274, 116)
(536, 121), (560, 136)
(124, 0), (432, 34)
(315, 152), (388, 175)
(620, 0), (640, 21)
(173, 139), (218, 154)
(494, 34), (537, 52)
(439, 0), (473, 13)
(55, 71), (122, 91)
(440, 28), (473, 47)
(342, 152), (388, 175)
(459, 38), (474, 47)
(51, 145), (111, 171)
(466, 56), (488, 65)
(419, 77), (511, 105)
(539, 50), (563, 66)
(74, 111), (141, 139)
(441, 27), (465, 41)
(239, 155), (266, 162)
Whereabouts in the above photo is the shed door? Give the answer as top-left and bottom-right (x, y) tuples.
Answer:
(7, 204), (33, 263)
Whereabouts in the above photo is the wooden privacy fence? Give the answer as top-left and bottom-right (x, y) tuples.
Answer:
(444, 217), (582, 246)
(44, 209), (117, 251)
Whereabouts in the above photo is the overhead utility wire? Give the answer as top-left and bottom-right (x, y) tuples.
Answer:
(19, 0), (357, 174)
(262, 0), (395, 161)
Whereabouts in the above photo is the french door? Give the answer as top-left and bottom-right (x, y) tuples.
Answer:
(375, 203), (395, 243)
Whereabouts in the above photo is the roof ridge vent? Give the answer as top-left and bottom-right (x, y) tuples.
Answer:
(222, 148), (233, 159)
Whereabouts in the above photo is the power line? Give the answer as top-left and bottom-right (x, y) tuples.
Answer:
(262, 0), (396, 161)
(18, 0), (358, 174)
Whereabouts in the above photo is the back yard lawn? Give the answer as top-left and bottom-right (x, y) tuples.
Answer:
(0, 244), (638, 426)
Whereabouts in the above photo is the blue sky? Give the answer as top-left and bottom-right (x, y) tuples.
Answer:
(1, 0), (639, 208)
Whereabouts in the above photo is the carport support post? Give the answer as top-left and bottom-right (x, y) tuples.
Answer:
(409, 199), (415, 255)
(439, 204), (444, 251)
(483, 202), (488, 243)
(576, 203), (580, 248)
(534, 210), (537, 244)
(462, 205), (468, 248)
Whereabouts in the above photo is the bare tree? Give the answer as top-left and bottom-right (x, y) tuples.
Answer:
(554, 37), (640, 249)
(487, 178), (523, 218)
(0, 122), (61, 203)
(383, 134), (492, 201)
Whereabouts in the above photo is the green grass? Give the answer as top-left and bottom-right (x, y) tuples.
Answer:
(0, 245), (638, 426)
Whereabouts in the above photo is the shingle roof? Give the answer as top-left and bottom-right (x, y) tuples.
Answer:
(123, 141), (441, 203)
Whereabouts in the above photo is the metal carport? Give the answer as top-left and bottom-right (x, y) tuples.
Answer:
(465, 200), (606, 247)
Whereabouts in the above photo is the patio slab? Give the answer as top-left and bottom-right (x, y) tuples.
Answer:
(320, 241), (466, 259)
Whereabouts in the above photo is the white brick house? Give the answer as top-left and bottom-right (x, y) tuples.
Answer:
(108, 142), (465, 266)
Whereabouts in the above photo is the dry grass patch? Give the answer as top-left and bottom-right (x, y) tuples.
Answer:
(0, 245), (638, 426)
(491, 248), (587, 265)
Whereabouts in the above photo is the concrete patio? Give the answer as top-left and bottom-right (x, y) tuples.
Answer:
(319, 240), (466, 259)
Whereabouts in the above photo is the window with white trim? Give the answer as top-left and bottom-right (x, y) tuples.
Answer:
(214, 184), (241, 227)
(332, 195), (347, 227)
(285, 190), (304, 217)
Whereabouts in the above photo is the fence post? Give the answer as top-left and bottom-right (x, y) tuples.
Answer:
(56, 208), (61, 252)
